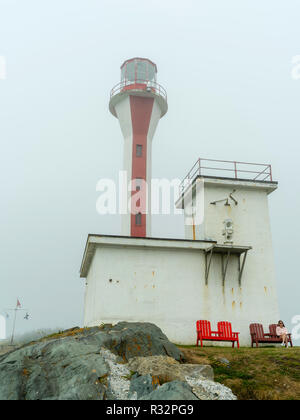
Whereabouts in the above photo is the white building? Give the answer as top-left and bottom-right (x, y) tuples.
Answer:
(80, 59), (280, 346)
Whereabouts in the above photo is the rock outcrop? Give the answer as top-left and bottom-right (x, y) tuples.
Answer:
(128, 355), (214, 383)
(0, 345), (16, 356)
(0, 322), (236, 400)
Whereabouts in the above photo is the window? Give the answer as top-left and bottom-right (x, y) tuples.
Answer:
(148, 63), (156, 82)
(135, 178), (142, 191)
(135, 213), (142, 226)
(136, 144), (142, 157)
(121, 65), (126, 81)
(126, 61), (135, 82)
(136, 61), (147, 82)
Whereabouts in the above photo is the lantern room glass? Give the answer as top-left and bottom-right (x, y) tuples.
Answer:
(121, 59), (157, 84)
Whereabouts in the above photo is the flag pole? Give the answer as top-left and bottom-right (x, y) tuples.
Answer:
(10, 306), (17, 345)
(4, 299), (30, 345)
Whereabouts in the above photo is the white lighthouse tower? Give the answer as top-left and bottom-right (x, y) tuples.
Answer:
(109, 58), (168, 237)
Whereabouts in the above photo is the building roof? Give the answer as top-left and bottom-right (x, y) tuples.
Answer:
(80, 234), (217, 278)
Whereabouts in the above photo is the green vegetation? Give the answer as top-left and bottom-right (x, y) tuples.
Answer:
(178, 345), (300, 400)
(121, 371), (136, 380)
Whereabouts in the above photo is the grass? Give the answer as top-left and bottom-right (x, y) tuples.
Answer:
(178, 345), (300, 400)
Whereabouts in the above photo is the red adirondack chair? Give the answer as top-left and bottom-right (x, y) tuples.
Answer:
(217, 321), (240, 348)
(249, 324), (278, 347)
(249, 324), (293, 347)
(250, 323), (269, 347)
(196, 320), (240, 348)
(196, 320), (219, 347)
(269, 324), (293, 347)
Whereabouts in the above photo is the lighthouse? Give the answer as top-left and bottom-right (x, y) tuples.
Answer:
(81, 60), (280, 346)
(109, 58), (168, 237)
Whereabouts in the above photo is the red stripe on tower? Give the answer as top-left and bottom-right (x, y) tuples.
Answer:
(130, 95), (154, 237)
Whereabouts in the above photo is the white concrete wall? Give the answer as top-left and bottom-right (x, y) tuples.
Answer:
(183, 179), (280, 340)
(83, 236), (279, 346)
(146, 99), (161, 237)
(115, 95), (132, 236)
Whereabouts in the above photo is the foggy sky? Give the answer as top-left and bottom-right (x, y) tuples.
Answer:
(0, 0), (299, 344)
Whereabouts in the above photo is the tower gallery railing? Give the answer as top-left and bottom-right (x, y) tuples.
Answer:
(110, 79), (167, 101)
(180, 158), (273, 193)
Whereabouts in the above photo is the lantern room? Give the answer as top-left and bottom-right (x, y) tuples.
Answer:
(120, 57), (157, 84)
(109, 57), (168, 118)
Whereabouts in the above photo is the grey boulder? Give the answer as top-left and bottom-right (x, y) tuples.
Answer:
(139, 380), (198, 400)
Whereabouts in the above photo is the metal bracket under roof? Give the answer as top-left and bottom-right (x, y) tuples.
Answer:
(204, 244), (251, 286)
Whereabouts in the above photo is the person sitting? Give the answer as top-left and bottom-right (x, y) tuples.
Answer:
(276, 320), (289, 348)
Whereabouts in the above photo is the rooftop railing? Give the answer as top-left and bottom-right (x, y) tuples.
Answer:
(179, 158), (273, 194)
